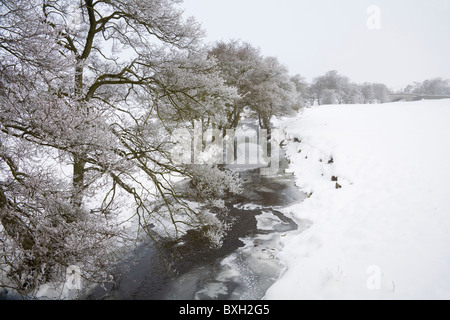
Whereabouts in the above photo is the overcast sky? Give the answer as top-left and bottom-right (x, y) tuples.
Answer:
(181, 0), (450, 90)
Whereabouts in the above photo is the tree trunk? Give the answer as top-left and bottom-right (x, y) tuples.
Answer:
(261, 115), (272, 157)
(71, 155), (86, 211)
(231, 109), (241, 129)
(71, 58), (86, 212)
(262, 116), (271, 136)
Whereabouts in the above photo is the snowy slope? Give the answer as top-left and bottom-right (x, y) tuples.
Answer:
(266, 100), (450, 300)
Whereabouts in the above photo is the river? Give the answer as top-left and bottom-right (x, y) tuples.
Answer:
(87, 148), (306, 300)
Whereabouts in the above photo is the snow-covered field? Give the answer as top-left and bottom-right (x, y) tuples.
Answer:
(266, 99), (450, 300)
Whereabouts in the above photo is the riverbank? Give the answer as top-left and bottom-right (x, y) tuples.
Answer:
(266, 99), (450, 299)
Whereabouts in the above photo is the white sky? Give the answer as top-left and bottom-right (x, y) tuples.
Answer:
(181, 0), (450, 90)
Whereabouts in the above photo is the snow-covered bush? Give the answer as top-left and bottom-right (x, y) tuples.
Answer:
(184, 165), (243, 201)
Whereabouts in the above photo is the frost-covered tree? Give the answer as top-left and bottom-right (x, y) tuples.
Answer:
(342, 83), (364, 104)
(361, 83), (375, 104)
(312, 70), (350, 105)
(372, 83), (389, 103)
(320, 89), (337, 105)
(0, 0), (240, 295)
(208, 40), (260, 131)
(290, 74), (308, 110)
(310, 71), (390, 105)
(249, 56), (297, 131)
(413, 78), (450, 96)
(360, 83), (389, 104)
(209, 41), (297, 132)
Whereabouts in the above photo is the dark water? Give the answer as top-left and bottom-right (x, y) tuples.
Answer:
(87, 154), (306, 300)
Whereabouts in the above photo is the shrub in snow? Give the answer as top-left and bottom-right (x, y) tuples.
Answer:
(140, 165), (241, 246)
(184, 165), (243, 201)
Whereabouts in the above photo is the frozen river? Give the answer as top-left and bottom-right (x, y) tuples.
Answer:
(88, 151), (307, 300)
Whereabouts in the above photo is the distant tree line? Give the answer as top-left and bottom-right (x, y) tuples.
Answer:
(289, 70), (390, 106)
(399, 78), (450, 96)
(285, 71), (450, 107)
(207, 44), (394, 112)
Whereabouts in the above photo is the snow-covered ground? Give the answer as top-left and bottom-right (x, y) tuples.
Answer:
(266, 99), (450, 300)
